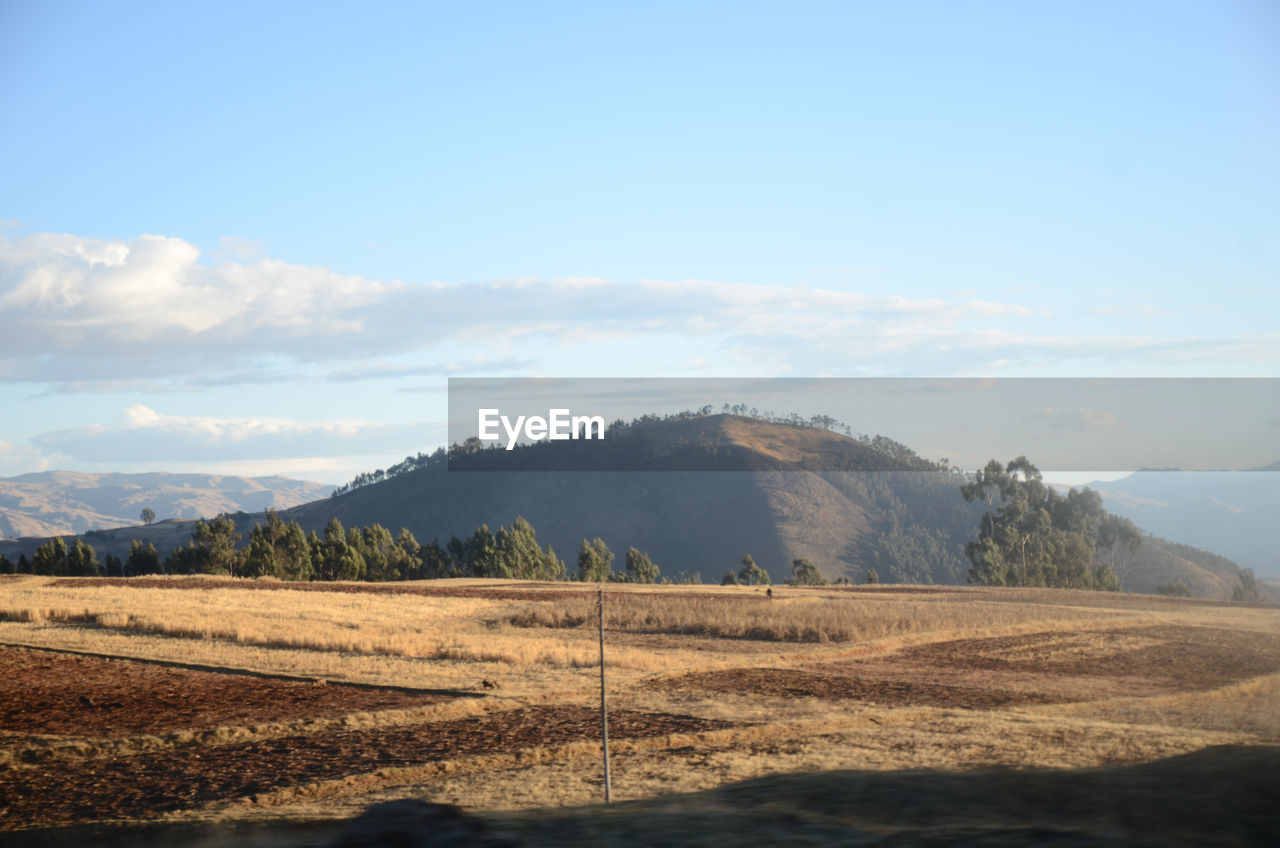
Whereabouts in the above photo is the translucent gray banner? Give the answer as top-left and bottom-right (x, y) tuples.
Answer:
(447, 378), (1280, 472)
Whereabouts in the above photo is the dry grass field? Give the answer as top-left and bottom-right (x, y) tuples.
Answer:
(1, 573), (1277, 846)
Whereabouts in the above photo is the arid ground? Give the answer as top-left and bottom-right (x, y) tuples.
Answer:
(1, 574), (1277, 846)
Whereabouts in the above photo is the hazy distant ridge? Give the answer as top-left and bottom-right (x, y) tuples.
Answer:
(0, 471), (335, 539)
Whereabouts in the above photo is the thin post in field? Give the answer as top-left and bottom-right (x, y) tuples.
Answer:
(598, 585), (612, 802)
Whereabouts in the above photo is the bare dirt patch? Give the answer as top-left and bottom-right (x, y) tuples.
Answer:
(0, 647), (451, 739)
(891, 625), (1280, 693)
(652, 668), (1056, 708)
(0, 706), (734, 829)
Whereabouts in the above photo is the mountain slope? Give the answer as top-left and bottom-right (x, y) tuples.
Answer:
(282, 415), (1259, 597)
(0, 471), (335, 538)
(1083, 471), (1280, 579)
(285, 415), (940, 583)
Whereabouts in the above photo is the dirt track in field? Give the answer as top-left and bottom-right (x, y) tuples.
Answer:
(0, 706), (733, 828)
(0, 647), (451, 738)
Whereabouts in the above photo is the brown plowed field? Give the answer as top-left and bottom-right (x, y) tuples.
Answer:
(0, 705), (733, 828)
(652, 667), (1058, 708)
(891, 626), (1280, 690)
(0, 647), (450, 738)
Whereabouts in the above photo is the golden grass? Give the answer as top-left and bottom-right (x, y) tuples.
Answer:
(0, 578), (1130, 682)
(511, 589), (1126, 644)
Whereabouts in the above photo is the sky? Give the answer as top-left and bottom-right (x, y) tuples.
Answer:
(1, 0), (1277, 485)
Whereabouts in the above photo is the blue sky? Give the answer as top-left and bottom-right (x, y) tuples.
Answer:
(1, 0), (1277, 484)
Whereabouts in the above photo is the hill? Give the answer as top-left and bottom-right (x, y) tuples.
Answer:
(0, 471), (334, 539)
(284, 414), (969, 584)
(279, 414), (1258, 598)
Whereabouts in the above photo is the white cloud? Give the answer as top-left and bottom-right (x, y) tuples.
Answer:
(0, 438), (55, 477)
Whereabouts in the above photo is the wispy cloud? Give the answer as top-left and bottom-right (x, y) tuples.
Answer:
(1210, 496), (1245, 514)
(33, 404), (432, 465)
(1023, 406), (1121, 433)
(1086, 303), (1176, 318)
(327, 357), (535, 382)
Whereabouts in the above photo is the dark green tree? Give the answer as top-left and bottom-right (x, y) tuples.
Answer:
(165, 542), (207, 575)
(192, 515), (242, 576)
(416, 540), (455, 580)
(67, 539), (100, 576)
(1233, 568), (1265, 603)
(1156, 581), (1192, 598)
(786, 558), (828, 586)
(738, 553), (770, 586)
(493, 518), (541, 579)
(387, 528), (424, 581)
(539, 544), (567, 581)
(140, 507), (156, 526)
(30, 537), (97, 575)
(491, 518), (564, 580)
(358, 524), (401, 581)
(962, 457), (1136, 591)
(315, 518), (365, 581)
(126, 539), (162, 575)
(864, 568), (880, 585)
(244, 511), (313, 580)
(462, 524), (500, 578)
(577, 537), (614, 582)
(32, 537), (68, 575)
(624, 547), (660, 584)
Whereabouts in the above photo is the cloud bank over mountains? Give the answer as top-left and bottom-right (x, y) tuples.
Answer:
(5, 231), (1274, 390)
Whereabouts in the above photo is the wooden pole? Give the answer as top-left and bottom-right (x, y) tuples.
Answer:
(598, 585), (612, 803)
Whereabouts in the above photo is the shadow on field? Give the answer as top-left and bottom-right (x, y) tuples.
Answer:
(10, 744), (1277, 847)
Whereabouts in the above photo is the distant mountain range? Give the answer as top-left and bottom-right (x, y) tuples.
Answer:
(0, 471), (335, 539)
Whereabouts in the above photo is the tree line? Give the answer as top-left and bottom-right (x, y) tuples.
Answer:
(1, 511), (681, 585)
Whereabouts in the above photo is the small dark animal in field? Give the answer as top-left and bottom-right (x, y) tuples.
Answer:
(481, 678), (501, 690)
(766, 588), (773, 599)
